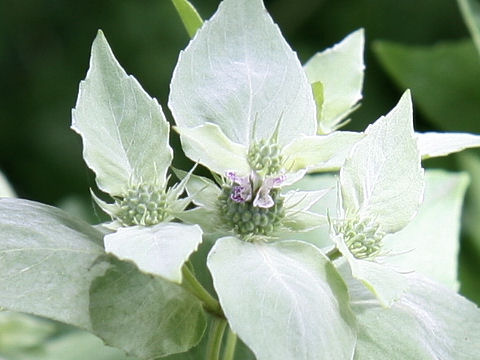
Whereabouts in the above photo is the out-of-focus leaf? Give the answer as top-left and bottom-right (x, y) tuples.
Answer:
(0, 312), (55, 353)
(373, 39), (480, 133)
(458, 0), (480, 55)
(384, 170), (469, 291)
(0, 170), (15, 198)
(172, 0), (204, 38)
(7, 331), (136, 360)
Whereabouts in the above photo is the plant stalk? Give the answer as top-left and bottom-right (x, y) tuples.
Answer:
(206, 318), (227, 360)
(222, 326), (238, 360)
(325, 247), (342, 261)
(181, 265), (224, 318)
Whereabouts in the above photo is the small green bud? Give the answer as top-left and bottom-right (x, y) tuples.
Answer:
(114, 183), (169, 226)
(247, 139), (283, 175)
(335, 217), (385, 259)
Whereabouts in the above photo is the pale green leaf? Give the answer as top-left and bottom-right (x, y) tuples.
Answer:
(304, 29), (365, 134)
(335, 236), (408, 307)
(0, 312), (55, 352)
(207, 237), (356, 360)
(282, 189), (331, 213)
(172, 0), (203, 38)
(169, 0), (316, 147)
(311, 81), (324, 120)
(176, 208), (223, 235)
(8, 331), (136, 360)
(89, 257), (207, 359)
(282, 211), (327, 232)
(458, 153), (480, 254)
(0, 170), (15, 198)
(383, 170), (469, 290)
(282, 131), (364, 172)
(280, 174), (338, 247)
(417, 132), (480, 159)
(340, 91), (424, 234)
(351, 273), (480, 360)
(0, 198), (105, 330)
(172, 168), (221, 210)
(104, 223), (202, 283)
(72, 30), (172, 196)
(458, 0), (480, 55)
(175, 124), (250, 176)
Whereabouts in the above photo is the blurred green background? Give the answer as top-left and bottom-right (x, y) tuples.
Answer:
(1, 0), (480, 358)
(0, 0), (478, 320)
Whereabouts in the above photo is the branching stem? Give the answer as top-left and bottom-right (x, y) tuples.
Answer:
(181, 265), (224, 318)
(326, 247), (342, 261)
(206, 318), (227, 360)
(222, 326), (238, 360)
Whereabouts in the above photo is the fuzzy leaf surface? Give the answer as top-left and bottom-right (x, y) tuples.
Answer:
(104, 223), (202, 283)
(72, 30), (172, 196)
(89, 257), (207, 359)
(340, 91), (424, 234)
(351, 273), (480, 360)
(207, 237), (356, 360)
(384, 170), (469, 290)
(169, 0), (316, 148)
(304, 29), (364, 133)
(0, 198), (105, 330)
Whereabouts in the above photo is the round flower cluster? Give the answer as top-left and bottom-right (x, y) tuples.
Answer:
(114, 183), (169, 226)
(335, 217), (385, 259)
(218, 185), (285, 237)
(247, 139), (283, 175)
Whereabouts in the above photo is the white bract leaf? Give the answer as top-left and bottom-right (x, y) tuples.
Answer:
(283, 131), (364, 172)
(304, 29), (365, 134)
(417, 131), (480, 159)
(175, 124), (250, 176)
(172, 168), (221, 210)
(383, 170), (469, 291)
(72, 30), (172, 196)
(335, 236), (408, 307)
(207, 237), (356, 360)
(0, 170), (15, 198)
(169, 0), (316, 148)
(104, 222), (202, 283)
(351, 273), (480, 360)
(340, 90), (424, 234)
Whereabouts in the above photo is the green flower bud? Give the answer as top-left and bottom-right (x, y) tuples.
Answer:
(247, 139), (283, 175)
(114, 183), (169, 226)
(335, 217), (385, 259)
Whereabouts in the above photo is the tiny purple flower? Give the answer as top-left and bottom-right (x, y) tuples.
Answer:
(253, 174), (285, 208)
(226, 171), (252, 203)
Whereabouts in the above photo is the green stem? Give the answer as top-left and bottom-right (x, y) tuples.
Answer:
(181, 265), (224, 318)
(222, 326), (238, 360)
(206, 318), (227, 360)
(326, 247), (342, 262)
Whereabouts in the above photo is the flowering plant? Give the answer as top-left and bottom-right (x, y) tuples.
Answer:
(1, 0), (480, 359)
